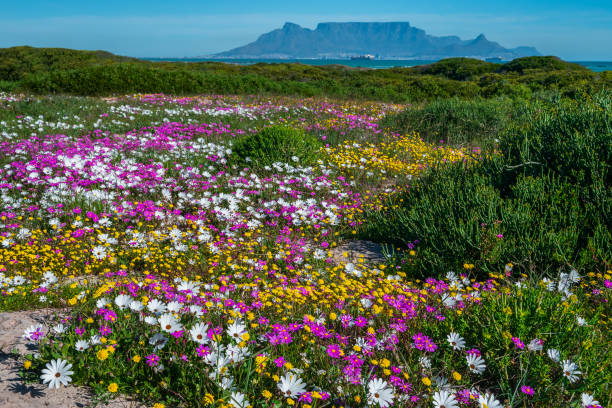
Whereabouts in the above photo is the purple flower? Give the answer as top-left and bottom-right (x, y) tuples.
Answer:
(196, 345), (210, 357)
(146, 354), (160, 367)
(521, 385), (535, 396)
(274, 356), (286, 367)
(512, 337), (525, 350)
(412, 332), (438, 352)
(326, 344), (343, 358)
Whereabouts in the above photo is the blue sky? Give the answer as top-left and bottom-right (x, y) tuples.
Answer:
(1, 1), (611, 59)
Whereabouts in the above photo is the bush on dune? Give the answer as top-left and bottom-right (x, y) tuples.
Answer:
(360, 92), (611, 278)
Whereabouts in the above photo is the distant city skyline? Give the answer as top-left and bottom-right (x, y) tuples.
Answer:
(1, 0), (611, 60)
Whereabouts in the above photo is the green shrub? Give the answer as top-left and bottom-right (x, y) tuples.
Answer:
(360, 166), (606, 278)
(360, 94), (611, 278)
(499, 56), (588, 74)
(500, 93), (611, 187)
(231, 126), (322, 168)
(0, 80), (18, 92)
(443, 284), (611, 406)
(379, 98), (514, 147)
(418, 58), (498, 80)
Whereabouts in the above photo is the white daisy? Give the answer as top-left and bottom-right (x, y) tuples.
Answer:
(478, 392), (503, 408)
(227, 320), (246, 341)
(147, 298), (167, 314)
(433, 375), (451, 391)
(189, 322), (209, 344)
(144, 316), (158, 325)
(167, 300), (182, 313)
(433, 389), (459, 408)
(52, 324), (66, 334)
(568, 269), (581, 283)
(96, 297), (110, 308)
(367, 378), (394, 408)
(40, 359), (73, 389)
(561, 360), (581, 383)
(91, 245), (107, 260)
(129, 300), (144, 312)
(228, 391), (249, 408)
(466, 354), (486, 374)
(581, 392), (599, 407)
(159, 313), (182, 333)
(177, 280), (200, 293)
(277, 373), (307, 397)
(149, 333), (168, 351)
(419, 355), (431, 369)
(74, 340), (89, 352)
(447, 332), (466, 350)
(114, 294), (132, 310)
(547, 348), (561, 362)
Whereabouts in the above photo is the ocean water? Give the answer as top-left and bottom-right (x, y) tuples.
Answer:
(147, 58), (612, 72)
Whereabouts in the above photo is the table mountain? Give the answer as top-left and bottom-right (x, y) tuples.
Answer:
(213, 22), (540, 59)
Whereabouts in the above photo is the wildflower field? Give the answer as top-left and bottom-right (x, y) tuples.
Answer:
(0, 91), (610, 408)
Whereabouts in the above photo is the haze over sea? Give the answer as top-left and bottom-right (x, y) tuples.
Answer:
(146, 58), (612, 72)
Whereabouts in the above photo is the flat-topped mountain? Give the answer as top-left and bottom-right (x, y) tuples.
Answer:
(213, 22), (541, 59)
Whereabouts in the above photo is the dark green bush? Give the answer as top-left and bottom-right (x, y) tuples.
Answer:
(231, 126), (322, 168)
(499, 56), (588, 74)
(360, 93), (611, 278)
(380, 98), (514, 147)
(418, 58), (499, 80)
(0, 80), (18, 92)
(500, 93), (611, 187)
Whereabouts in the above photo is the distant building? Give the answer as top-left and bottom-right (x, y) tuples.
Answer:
(350, 54), (375, 60)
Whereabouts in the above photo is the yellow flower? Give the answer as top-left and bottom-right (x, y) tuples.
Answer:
(108, 382), (118, 393)
(97, 349), (109, 361)
(203, 394), (215, 404)
(286, 398), (295, 405)
(355, 395), (361, 403)
(241, 332), (250, 341)
(422, 377), (431, 386)
(23, 360), (32, 370)
(329, 312), (337, 320)
(153, 404), (165, 408)
(132, 355), (141, 363)
(452, 371), (462, 381)
(262, 390), (272, 399)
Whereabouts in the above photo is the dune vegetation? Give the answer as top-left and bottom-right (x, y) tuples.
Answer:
(0, 47), (610, 408)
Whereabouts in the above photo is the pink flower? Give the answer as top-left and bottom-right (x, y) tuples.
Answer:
(146, 354), (160, 367)
(521, 385), (535, 396)
(512, 337), (525, 350)
(326, 344), (343, 358)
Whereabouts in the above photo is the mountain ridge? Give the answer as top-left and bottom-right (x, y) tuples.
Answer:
(213, 22), (541, 59)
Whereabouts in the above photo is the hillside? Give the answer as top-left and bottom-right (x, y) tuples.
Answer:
(214, 22), (541, 59)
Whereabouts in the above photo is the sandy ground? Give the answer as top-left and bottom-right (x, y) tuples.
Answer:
(0, 309), (144, 408)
